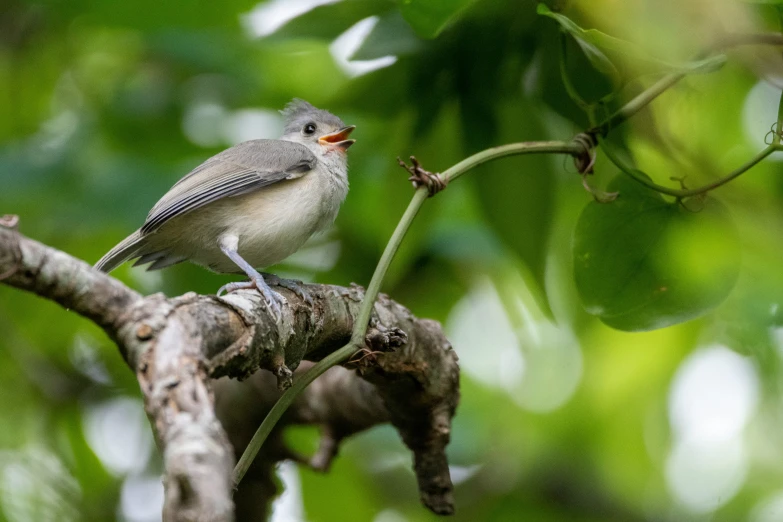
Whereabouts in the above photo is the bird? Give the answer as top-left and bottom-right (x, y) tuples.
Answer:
(95, 99), (355, 320)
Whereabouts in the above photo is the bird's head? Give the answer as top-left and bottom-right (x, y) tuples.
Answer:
(280, 99), (355, 154)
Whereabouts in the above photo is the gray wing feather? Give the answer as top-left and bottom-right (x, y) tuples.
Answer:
(147, 254), (187, 271)
(133, 251), (166, 267)
(95, 229), (146, 273)
(141, 140), (316, 234)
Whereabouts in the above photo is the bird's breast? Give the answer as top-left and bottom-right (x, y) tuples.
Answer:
(230, 166), (346, 268)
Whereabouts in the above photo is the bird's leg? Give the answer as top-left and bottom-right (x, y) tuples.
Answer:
(217, 242), (285, 321)
(262, 273), (314, 306)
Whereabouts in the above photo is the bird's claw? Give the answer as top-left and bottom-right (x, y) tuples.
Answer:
(263, 273), (314, 306)
(258, 284), (286, 322)
(217, 281), (252, 297)
(216, 278), (286, 322)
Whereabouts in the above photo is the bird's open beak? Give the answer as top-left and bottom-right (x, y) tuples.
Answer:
(319, 125), (356, 151)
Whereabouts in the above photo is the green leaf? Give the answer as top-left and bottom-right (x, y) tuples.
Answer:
(350, 11), (422, 60)
(537, 4), (620, 86)
(573, 174), (740, 331)
(269, 0), (387, 41)
(397, 0), (479, 38)
(537, 4), (726, 76)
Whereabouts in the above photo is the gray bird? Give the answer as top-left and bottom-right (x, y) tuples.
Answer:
(96, 99), (355, 319)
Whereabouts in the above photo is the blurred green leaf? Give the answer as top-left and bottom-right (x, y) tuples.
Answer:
(397, 0), (479, 38)
(269, 0), (387, 41)
(49, 0), (258, 30)
(471, 101), (556, 316)
(573, 174), (740, 331)
(350, 11), (422, 60)
(537, 4), (620, 87)
(538, 3), (726, 78)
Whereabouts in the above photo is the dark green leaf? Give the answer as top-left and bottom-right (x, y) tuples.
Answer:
(537, 4), (620, 87)
(573, 174), (740, 331)
(397, 0), (479, 38)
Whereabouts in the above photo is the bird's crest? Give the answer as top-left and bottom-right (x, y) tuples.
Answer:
(280, 98), (345, 133)
(281, 99), (318, 122)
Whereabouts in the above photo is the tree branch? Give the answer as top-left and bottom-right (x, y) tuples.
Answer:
(0, 215), (141, 344)
(0, 217), (460, 519)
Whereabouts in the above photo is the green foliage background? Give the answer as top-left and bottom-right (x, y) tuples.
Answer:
(2, 0), (783, 520)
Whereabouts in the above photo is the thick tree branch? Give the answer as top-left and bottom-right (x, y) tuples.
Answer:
(0, 218), (460, 519)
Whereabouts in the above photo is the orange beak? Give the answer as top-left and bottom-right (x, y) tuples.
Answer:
(319, 125), (356, 151)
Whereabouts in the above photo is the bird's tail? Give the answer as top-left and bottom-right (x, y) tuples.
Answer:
(95, 230), (146, 273)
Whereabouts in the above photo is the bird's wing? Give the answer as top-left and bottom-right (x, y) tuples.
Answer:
(141, 140), (316, 234)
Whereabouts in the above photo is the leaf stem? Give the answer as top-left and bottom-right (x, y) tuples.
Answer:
(602, 142), (778, 198)
(597, 72), (686, 134)
(231, 139), (583, 488)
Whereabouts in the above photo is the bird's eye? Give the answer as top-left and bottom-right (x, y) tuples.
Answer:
(303, 123), (317, 135)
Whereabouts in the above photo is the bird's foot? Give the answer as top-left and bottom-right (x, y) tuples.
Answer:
(263, 273), (314, 306)
(217, 281), (254, 297)
(217, 276), (286, 322)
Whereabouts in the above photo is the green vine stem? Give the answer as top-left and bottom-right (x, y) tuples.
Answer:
(231, 139), (584, 488)
(596, 72), (687, 135)
(444, 141), (584, 183)
(601, 141), (779, 198)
